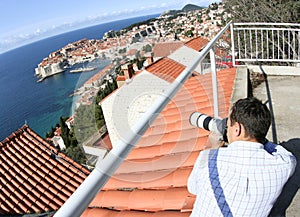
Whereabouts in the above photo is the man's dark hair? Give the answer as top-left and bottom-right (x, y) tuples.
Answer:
(230, 97), (271, 143)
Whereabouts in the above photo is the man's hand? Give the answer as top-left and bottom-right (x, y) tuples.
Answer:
(205, 131), (226, 149)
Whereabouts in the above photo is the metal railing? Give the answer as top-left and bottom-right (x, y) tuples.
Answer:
(54, 21), (233, 217)
(231, 23), (300, 65)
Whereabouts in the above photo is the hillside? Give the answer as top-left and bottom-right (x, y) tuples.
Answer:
(182, 4), (204, 12)
(161, 4), (205, 16)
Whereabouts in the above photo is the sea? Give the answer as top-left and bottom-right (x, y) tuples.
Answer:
(0, 14), (159, 141)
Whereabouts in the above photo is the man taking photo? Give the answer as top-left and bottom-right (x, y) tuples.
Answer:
(188, 97), (296, 217)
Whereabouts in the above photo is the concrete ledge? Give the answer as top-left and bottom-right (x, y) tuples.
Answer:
(246, 65), (300, 76)
(83, 145), (108, 158)
(230, 66), (248, 107)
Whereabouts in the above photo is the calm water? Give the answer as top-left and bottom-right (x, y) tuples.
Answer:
(0, 14), (158, 140)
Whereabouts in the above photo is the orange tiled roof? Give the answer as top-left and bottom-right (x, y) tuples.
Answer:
(0, 125), (90, 215)
(82, 67), (237, 216)
(116, 75), (126, 81)
(184, 36), (209, 51)
(153, 41), (184, 58)
(145, 57), (186, 83)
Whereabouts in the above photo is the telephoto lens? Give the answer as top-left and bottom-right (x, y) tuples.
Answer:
(189, 112), (228, 143)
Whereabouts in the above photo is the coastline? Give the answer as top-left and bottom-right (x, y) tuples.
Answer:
(1, 2), (228, 140)
(70, 62), (114, 104)
(0, 14), (160, 141)
(37, 69), (65, 82)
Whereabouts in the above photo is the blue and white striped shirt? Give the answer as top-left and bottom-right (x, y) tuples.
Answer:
(188, 141), (296, 217)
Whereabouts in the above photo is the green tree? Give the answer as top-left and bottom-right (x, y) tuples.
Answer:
(45, 116), (86, 164)
(137, 57), (146, 69)
(210, 2), (218, 10)
(184, 30), (194, 37)
(45, 126), (56, 138)
(174, 33), (179, 40)
(224, 0), (299, 23)
(60, 116), (70, 147)
(65, 145), (86, 164)
(142, 44), (152, 53)
(118, 48), (127, 54)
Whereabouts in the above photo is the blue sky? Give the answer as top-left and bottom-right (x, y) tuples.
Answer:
(0, 0), (220, 53)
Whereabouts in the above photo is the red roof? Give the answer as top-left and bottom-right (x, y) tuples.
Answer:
(146, 57), (186, 83)
(0, 125), (90, 215)
(153, 41), (184, 58)
(184, 36), (209, 51)
(116, 75), (126, 81)
(82, 67), (237, 216)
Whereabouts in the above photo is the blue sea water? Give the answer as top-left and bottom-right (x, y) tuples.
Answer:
(0, 14), (158, 140)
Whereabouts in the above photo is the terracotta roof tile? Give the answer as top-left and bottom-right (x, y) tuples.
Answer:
(184, 36), (209, 51)
(0, 125), (90, 215)
(116, 75), (126, 81)
(153, 41), (184, 58)
(145, 58), (186, 83)
(90, 187), (193, 212)
(83, 68), (237, 216)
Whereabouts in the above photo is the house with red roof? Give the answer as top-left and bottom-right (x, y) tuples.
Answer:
(0, 125), (90, 216)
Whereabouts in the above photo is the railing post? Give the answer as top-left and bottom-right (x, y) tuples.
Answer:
(210, 48), (219, 117)
(230, 23), (236, 67)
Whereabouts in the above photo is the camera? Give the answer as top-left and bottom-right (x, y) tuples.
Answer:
(189, 112), (228, 143)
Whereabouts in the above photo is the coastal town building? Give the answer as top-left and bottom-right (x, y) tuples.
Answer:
(35, 61), (65, 80)
(51, 127), (66, 150)
(65, 115), (75, 130)
(0, 125), (90, 216)
(52, 135), (66, 150)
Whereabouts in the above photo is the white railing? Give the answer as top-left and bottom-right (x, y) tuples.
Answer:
(231, 23), (300, 65)
(54, 21), (233, 217)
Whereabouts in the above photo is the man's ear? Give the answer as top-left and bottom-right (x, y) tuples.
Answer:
(234, 122), (242, 137)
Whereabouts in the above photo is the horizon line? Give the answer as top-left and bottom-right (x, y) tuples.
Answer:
(0, 13), (162, 55)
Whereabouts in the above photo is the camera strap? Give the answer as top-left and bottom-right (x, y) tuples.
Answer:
(208, 149), (233, 217)
(264, 141), (277, 154)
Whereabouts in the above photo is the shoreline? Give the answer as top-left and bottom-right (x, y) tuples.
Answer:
(0, 15), (160, 141)
(70, 63), (114, 97)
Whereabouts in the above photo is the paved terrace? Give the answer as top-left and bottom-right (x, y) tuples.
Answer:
(234, 65), (300, 217)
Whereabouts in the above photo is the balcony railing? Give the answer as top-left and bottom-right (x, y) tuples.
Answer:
(231, 23), (300, 65)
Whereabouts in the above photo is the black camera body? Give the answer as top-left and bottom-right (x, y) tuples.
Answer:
(189, 112), (228, 143)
